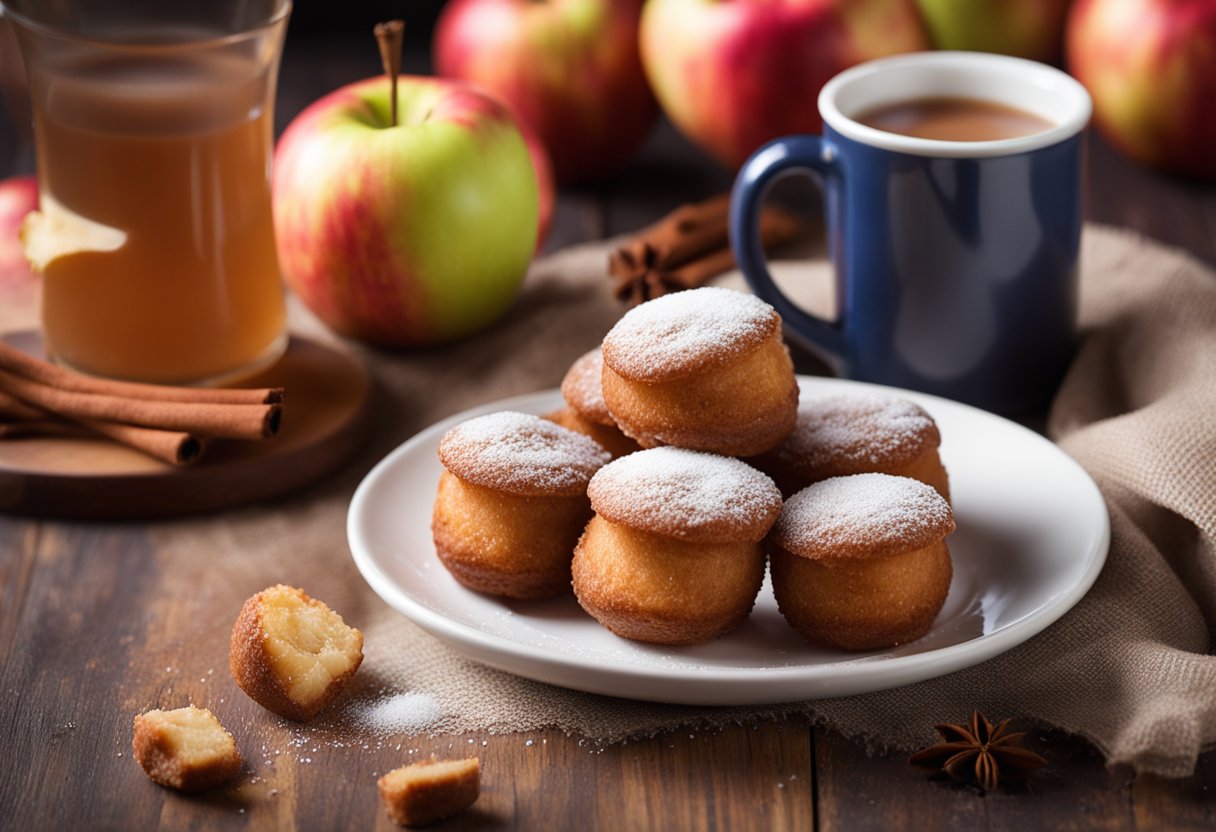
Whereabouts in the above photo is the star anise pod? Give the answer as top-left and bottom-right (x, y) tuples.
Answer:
(909, 710), (1047, 792)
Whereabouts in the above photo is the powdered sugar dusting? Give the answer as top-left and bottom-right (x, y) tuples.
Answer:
(345, 691), (441, 736)
(773, 473), (954, 560)
(439, 411), (611, 496)
(602, 287), (779, 381)
(588, 447), (782, 542)
(772, 393), (939, 470)
(561, 348), (612, 425)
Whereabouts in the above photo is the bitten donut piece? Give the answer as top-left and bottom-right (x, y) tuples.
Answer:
(751, 393), (950, 500)
(573, 447), (783, 645)
(378, 757), (480, 827)
(230, 584), (364, 721)
(600, 286), (798, 456)
(433, 411), (611, 599)
(769, 474), (956, 651)
(132, 706), (242, 792)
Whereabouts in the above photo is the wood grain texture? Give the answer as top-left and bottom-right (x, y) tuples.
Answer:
(0, 524), (164, 831)
(1086, 133), (1216, 268)
(817, 728), (1214, 832)
(2, 30), (1215, 832)
(0, 522), (37, 665)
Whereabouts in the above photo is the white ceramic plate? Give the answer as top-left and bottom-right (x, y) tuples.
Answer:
(348, 377), (1109, 706)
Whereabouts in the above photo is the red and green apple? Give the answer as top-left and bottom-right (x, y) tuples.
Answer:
(1067, 0), (1216, 178)
(272, 76), (539, 347)
(434, 0), (658, 184)
(914, 0), (1074, 64)
(640, 0), (931, 170)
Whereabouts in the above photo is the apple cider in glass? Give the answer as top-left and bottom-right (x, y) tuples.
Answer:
(10, 2), (290, 385)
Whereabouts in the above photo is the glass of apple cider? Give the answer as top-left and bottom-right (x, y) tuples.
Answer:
(5, 0), (291, 385)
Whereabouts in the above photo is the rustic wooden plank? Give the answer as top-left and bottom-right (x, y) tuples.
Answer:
(590, 718), (815, 831)
(0, 524), (167, 831)
(453, 728), (585, 830)
(0, 519), (38, 664)
(230, 727), (585, 831)
(0, 518), (582, 831)
(816, 725), (1215, 832)
(1130, 761), (1216, 831)
(1086, 133), (1216, 268)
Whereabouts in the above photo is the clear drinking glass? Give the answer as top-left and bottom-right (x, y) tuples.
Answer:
(4, 0), (291, 385)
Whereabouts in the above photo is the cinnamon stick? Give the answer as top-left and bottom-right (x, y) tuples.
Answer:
(80, 420), (205, 466)
(0, 421), (82, 439)
(0, 390), (205, 465)
(0, 389), (43, 421)
(0, 422), (203, 466)
(0, 341), (282, 404)
(609, 194), (803, 306)
(0, 368), (280, 441)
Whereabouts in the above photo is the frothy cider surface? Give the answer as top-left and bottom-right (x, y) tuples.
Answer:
(855, 97), (1054, 142)
(34, 46), (285, 384)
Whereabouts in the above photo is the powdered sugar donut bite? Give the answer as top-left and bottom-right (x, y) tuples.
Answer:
(433, 411), (611, 599)
(600, 287), (798, 457)
(572, 446), (783, 645)
(768, 473), (955, 651)
(544, 348), (641, 459)
(750, 393), (950, 501)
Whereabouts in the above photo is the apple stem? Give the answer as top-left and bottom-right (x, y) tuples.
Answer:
(374, 20), (405, 127)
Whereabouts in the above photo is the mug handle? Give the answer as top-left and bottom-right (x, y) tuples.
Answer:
(729, 135), (845, 364)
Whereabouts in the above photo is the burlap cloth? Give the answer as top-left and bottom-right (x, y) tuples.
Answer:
(6, 223), (1212, 778)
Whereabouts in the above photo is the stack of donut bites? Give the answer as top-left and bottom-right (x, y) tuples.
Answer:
(431, 287), (956, 652)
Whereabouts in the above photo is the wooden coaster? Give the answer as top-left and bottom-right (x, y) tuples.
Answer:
(0, 332), (373, 520)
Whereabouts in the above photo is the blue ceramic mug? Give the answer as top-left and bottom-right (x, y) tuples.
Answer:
(730, 52), (1092, 413)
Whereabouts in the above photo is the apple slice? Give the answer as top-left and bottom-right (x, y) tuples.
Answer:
(20, 193), (127, 272)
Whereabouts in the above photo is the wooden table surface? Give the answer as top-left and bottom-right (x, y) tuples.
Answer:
(2, 29), (1215, 832)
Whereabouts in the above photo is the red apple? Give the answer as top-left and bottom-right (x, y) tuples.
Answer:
(640, 0), (931, 170)
(273, 76), (540, 347)
(1068, 0), (1216, 178)
(0, 175), (38, 287)
(434, 0), (658, 184)
(915, 0), (1073, 64)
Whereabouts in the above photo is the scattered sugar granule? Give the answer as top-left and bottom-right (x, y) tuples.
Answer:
(345, 691), (442, 737)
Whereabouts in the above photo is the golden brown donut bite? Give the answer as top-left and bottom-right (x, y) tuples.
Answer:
(768, 473), (955, 651)
(378, 757), (481, 826)
(544, 348), (642, 459)
(572, 446), (783, 645)
(131, 706), (242, 792)
(229, 584), (364, 721)
(433, 411), (611, 599)
(600, 287), (798, 457)
(751, 393), (950, 501)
